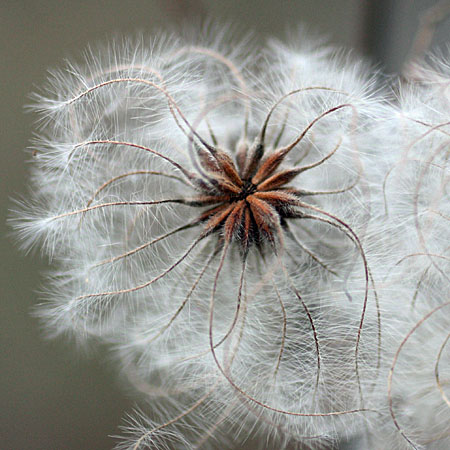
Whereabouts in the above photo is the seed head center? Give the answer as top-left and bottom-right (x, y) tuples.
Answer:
(234, 180), (257, 201)
(188, 144), (302, 255)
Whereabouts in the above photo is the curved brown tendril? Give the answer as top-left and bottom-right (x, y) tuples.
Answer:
(254, 137), (343, 190)
(271, 281), (287, 381)
(293, 132), (314, 166)
(369, 268), (382, 380)
(144, 248), (219, 347)
(413, 144), (450, 282)
(235, 394), (337, 444)
(405, 118), (450, 138)
(127, 243), (240, 449)
(388, 301), (450, 449)
(197, 269), (249, 449)
(195, 270), (249, 449)
(295, 135), (344, 172)
(292, 181), (359, 197)
(278, 105), (352, 157)
(75, 235), (205, 301)
(293, 212), (380, 380)
(66, 77), (217, 154)
(285, 243), (337, 279)
(284, 224), (338, 276)
(186, 93), (244, 190)
(85, 170), (189, 209)
(282, 262), (321, 405)
(177, 247), (282, 365)
(70, 140), (197, 186)
(78, 62), (165, 93)
(271, 104), (290, 149)
(77, 170), (189, 228)
(259, 87), (350, 144)
(210, 251), (247, 351)
(205, 240), (247, 351)
(67, 63), (166, 144)
(252, 134), (343, 188)
(76, 63), (187, 148)
(170, 46), (251, 139)
(50, 199), (185, 221)
(296, 211), (381, 390)
(430, 210), (450, 221)
(435, 333), (450, 408)
(382, 152), (449, 216)
(412, 264), (432, 309)
(411, 243), (450, 310)
(294, 204), (370, 407)
(400, 120), (450, 161)
(395, 252), (450, 266)
(125, 238), (242, 371)
(208, 232), (375, 418)
(245, 97), (351, 182)
(93, 221), (201, 267)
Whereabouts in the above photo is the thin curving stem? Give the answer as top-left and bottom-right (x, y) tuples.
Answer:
(413, 144), (450, 282)
(65, 77), (217, 154)
(144, 247), (220, 347)
(252, 135), (343, 187)
(290, 177), (360, 197)
(195, 275), (249, 449)
(274, 104), (352, 158)
(77, 170), (190, 228)
(395, 253), (450, 265)
(430, 210), (450, 221)
(215, 255), (247, 348)
(282, 262), (321, 406)
(208, 234), (376, 418)
(75, 235), (205, 301)
(292, 210), (382, 379)
(382, 152), (449, 216)
(245, 96), (352, 182)
(177, 246), (281, 365)
(293, 132), (315, 166)
(271, 104), (290, 149)
(435, 333), (450, 408)
(93, 221), (201, 267)
(388, 301), (450, 449)
(284, 224), (338, 276)
(271, 281), (287, 382)
(50, 199), (186, 221)
(292, 204), (370, 407)
(69, 140), (199, 187)
(169, 45), (251, 140)
(208, 241), (247, 351)
(411, 244), (450, 309)
(259, 87), (350, 145)
(85, 170), (189, 209)
(400, 120), (450, 161)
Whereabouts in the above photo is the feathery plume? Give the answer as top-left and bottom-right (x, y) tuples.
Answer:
(11, 27), (449, 449)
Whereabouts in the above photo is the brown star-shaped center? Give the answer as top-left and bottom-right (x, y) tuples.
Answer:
(179, 134), (336, 256)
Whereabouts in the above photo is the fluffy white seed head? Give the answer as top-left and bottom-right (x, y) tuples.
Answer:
(12, 29), (450, 449)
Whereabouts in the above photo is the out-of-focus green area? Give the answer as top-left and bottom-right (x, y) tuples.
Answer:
(1, 1), (448, 449)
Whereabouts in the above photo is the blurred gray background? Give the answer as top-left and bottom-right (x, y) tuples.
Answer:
(1, 1), (449, 449)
